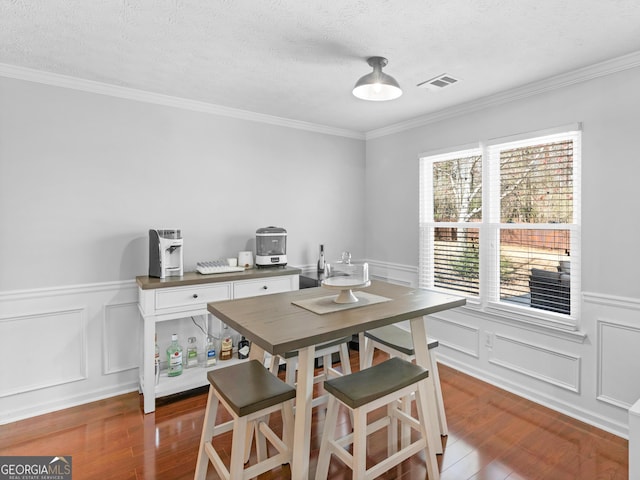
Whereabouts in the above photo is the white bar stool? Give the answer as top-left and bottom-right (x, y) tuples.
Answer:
(315, 357), (440, 480)
(268, 336), (352, 409)
(359, 324), (448, 436)
(194, 360), (295, 480)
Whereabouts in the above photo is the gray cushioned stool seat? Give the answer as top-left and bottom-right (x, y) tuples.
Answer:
(208, 359), (296, 417)
(324, 357), (429, 409)
(281, 336), (351, 359)
(365, 324), (438, 356)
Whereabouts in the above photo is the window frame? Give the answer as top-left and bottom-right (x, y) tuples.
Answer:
(419, 125), (581, 331)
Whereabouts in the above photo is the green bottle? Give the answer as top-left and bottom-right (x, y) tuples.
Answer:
(167, 334), (183, 377)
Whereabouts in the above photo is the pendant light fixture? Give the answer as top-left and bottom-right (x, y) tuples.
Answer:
(352, 56), (402, 101)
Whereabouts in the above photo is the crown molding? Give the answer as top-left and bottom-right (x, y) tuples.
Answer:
(366, 50), (640, 140)
(0, 63), (365, 140)
(3, 49), (640, 143)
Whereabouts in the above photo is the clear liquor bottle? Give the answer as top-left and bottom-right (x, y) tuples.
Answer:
(186, 336), (198, 368)
(204, 335), (217, 367)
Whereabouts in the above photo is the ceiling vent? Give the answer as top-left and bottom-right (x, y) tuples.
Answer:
(417, 73), (459, 91)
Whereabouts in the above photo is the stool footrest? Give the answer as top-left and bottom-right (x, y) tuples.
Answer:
(368, 437), (426, 479)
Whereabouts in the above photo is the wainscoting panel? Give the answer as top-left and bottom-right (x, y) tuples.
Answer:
(0, 307), (87, 397)
(426, 316), (480, 358)
(597, 319), (640, 409)
(0, 280), (139, 424)
(490, 333), (581, 392)
(103, 301), (140, 375)
(366, 261), (418, 287)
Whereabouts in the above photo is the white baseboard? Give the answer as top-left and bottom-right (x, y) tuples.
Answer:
(2, 382), (140, 425)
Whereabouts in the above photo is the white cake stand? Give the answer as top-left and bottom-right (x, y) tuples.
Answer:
(321, 277), (371, 304)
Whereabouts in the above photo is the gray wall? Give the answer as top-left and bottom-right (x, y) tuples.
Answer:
(363, 64), (640, 436)
(0, 77), (366, 291)
(365, 66), (640, 299)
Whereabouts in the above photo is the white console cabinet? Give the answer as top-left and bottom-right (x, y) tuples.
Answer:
(137, 267), (300, 413)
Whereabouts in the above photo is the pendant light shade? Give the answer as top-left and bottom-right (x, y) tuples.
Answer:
(352, 56), (402, 101)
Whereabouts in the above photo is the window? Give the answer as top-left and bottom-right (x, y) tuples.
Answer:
(419, 126), (580, 327)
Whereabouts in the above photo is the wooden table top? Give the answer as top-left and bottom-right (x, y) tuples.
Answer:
(207, 280), (466, 355)
(136, 265), (301, 290)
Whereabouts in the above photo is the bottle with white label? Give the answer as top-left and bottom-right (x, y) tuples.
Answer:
(167, 334), (183, 377)
(186, 336), (198, 368)
(317, 244), (325, 272)
(238, 336), (250, 359)
(220, 336), (233, 361)
(204, 335), (217, 367)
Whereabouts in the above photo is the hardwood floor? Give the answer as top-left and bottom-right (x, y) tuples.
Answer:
(0, 350), (628, 479)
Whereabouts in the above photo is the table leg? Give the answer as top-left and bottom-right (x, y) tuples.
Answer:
(410, 316), (442, 479)
(291, 344), (315, 480)
(249, 343), (266, 362)
(246, 343), (268, 460)
(358, 331), (367, 371)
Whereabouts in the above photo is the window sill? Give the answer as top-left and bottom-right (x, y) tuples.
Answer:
(481, 302), (586, 343)
(420, 286), (587, 342)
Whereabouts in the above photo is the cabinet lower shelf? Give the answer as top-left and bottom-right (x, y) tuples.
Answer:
(154, 357), (249, 398)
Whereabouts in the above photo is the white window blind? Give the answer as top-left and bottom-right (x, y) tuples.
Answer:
(419, 148), (482, 295)
(419, 127), (581, 327)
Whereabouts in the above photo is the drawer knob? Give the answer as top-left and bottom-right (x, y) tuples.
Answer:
(192, 293), (198, 298)
(262, 285), (268, 290)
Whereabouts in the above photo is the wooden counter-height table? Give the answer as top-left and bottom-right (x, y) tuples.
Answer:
(207, 279), (465, 480)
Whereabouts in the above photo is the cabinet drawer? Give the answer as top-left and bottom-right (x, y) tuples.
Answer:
(155, 283), (231, 310)
(233, 276), (294, 299)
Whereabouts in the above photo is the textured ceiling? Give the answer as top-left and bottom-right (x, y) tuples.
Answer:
(2, 0), (640, 133)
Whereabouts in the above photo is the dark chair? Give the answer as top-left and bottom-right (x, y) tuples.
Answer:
(529, 268), (570, 314)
